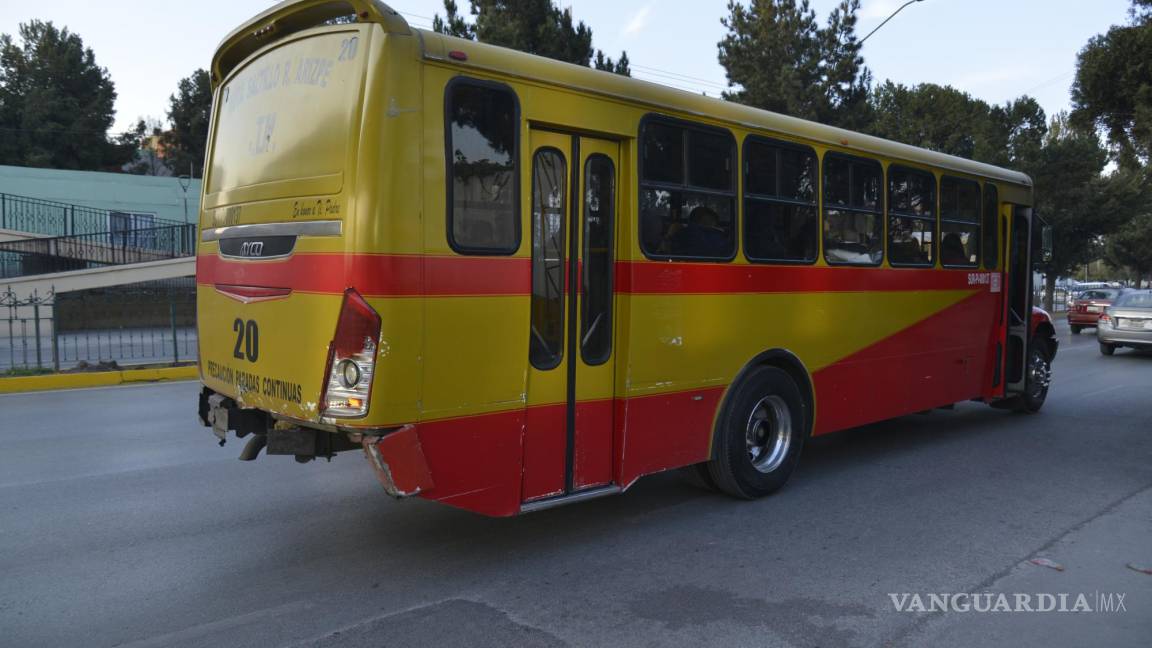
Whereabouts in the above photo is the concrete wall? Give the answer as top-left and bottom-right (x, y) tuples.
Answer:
(0, 165), (202, 224)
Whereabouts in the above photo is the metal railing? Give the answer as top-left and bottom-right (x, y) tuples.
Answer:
(2, 279), (197, 372)
(0, 192), (183, 237)
(0, 224), (196, 278)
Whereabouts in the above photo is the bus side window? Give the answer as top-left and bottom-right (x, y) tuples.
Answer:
(743, 137), (818, 264)
(940, 176), (980, 267)
(822, 153), (883, 266)
(529, 148), (567, 369)
(887, 165), (936, 267)
(639, 116), (736, 261)
(445, 79), (520, 255)
(982, 183), (999, 270)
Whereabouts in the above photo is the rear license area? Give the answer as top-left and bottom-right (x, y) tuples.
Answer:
(197, 286), (341, 421)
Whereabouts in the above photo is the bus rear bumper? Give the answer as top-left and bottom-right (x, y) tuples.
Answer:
(361, 425), (435, 498)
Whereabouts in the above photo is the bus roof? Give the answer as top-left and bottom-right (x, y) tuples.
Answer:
(211, 0), (410, 86)
(418, 28), (1033, 190)
(211, 0), (1032, 191)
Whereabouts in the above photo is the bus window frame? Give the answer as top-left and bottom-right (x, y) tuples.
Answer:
(528, 145), (569, 371)
(580, 152), (616, 366)
(444, 75), (523, 256)
(638, 113), (738, 263)
(742, 135), (819, 266)
(982, 182), (1000, 271)
(939, 174), (981, 269)
(822, 151), (884, 268)
(886, 163), (937, 269)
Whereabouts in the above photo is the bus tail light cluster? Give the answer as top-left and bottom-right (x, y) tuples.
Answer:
(321, 289), (381, 418)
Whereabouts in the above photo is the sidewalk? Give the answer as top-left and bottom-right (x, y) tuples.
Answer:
(897, 484), (1152, 647)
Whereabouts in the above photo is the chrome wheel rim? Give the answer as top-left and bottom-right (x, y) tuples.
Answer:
(1028, 350), (1051, 397)
(746, 395), (792, 474)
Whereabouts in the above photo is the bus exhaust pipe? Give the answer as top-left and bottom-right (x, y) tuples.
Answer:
(238, 434), (266, 461)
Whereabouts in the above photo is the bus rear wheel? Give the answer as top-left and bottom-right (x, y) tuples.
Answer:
(708, 366), (806, 499)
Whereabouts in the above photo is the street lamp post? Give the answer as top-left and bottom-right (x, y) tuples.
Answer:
(178, 174), (191, 223)
(859, 0), (925, 45)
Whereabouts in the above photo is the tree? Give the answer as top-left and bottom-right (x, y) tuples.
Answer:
(1025, 115), (1143, 310)
(161, 69), (212, 179)
(865, 82), (1048, 170)
(0, 20), (131, 171)
(121, 118), (170, 176)
(593, 50), (630, 76)
(432, 0), (630, 75)
(1134, 0), (1152, 21)
(1070, 1), (1152, 167)
(1106, 210), (1152, 287)
(432, 0), (475, 39)
(986, 97), (1048, 167)
(869, 82), (990, 159)
(717, 0), (871, 129)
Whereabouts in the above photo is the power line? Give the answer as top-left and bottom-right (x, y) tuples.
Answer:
(630, 64), (728, 89)
(1021, 70), (1076, 96)
(0, 125), (139, 137)
(629, 65), (728, 91)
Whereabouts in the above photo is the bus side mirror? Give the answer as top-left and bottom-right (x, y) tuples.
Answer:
(1041, 225), (1053, 263)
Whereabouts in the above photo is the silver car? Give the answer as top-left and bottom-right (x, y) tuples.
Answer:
(1098, 290), (1152, 355)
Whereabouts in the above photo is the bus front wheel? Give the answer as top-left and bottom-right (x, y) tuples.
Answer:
(1016, 342), (1053, 413)
(708, 366), (806, 499)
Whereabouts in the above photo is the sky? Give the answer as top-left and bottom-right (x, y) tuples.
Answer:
(0, 0), (1135, 135)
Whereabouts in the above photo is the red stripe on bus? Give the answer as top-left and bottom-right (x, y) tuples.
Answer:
(198, 253), (991, 297)
(615, 261), (984, 294)
(197, 253), (531, 297)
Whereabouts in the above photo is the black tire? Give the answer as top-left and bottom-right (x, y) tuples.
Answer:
(1016, 341), (1053, 413)
(1100, 342), (1116, 356)
(1070, 324), (1082, 335)
(707, 366), (807, 499)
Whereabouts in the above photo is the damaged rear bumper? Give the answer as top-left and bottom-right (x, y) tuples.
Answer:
(360, 425), (435, 498)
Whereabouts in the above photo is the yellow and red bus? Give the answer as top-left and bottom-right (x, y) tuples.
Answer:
(196, 0), (1057, 516)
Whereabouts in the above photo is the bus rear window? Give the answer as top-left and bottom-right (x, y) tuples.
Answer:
(446, 79), (519, 254)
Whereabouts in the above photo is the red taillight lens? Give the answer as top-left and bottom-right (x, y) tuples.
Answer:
(320, 288), (381, 418)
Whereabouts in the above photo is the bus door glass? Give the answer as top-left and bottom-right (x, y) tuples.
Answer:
(523, 129), (619, 502)
(1005, 205), (1032, 391)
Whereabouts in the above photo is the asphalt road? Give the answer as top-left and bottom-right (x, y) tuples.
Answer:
(2, 320), (1150, 648)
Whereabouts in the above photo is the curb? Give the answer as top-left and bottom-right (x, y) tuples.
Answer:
(0, 365), (199, 394)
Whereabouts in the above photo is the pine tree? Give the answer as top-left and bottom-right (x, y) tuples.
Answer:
(161, 69), (213, 179)
(0, 21), (130, 170)
(433, 0), (630, 75)
(717, 0), (870, 128)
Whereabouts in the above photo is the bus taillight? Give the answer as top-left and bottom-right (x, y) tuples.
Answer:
(320, 289), (381, 418)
